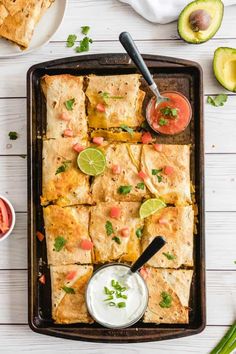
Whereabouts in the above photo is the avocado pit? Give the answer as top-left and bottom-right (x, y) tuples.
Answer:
(189, 9), (211, 32)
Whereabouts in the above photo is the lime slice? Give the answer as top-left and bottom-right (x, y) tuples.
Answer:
(139, 198), (166, 219)
(77, 148), (106, 176)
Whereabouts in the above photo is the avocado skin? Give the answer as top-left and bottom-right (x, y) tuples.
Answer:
(178, 0), (224, 44)
(213, 47), (236, 92)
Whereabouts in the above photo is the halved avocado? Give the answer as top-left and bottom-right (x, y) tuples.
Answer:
(213, 47), (236, 92)
(178, 0), (224, 44)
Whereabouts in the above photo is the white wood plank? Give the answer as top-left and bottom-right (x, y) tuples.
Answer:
(0, 270), (235, 325)
(53, 0), (236, 41)
(0, 212), (235, 271)
(0, 93), (236, 155)
(0, 154), (236, 212)
(0, 325), (231, 354)
(1, 39), (236, 97)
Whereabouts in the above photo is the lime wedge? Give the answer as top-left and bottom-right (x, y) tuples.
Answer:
(77, 148), (106, 176)
(139, 198), (166, 219)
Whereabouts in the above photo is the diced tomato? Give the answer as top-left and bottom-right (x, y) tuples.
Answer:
(112, 164), (121, 175)
(120, 227), (129, 237)
(63, 128), (73, 137)
(66, 270), (77, 280)
(73, 143), (85, 153)
(96, 103), (106, 112)
(39, 274), (45, 284)
(110, 207), (121, 219)
(140, 267), (149, 280)
(153, 143), (163, 152)
(80, 239), (93, 250)
(59, 112), (71, 121)
(36, 231), (44, 242)
(159, 218), (168, 225)
(164, 165), (174, 175)
(93, 137), (104, 145)
(0, 199), (9, 234)
(138, 170), (148, 180)
(141, 132), (152, 144)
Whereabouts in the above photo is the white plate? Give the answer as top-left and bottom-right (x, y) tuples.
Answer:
(0, 0), (67, 58)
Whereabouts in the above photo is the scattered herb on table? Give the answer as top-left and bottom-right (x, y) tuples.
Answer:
(159, 291), (172, 308)
(136, 182), (145, 190)
(66, 34), (77, 47)
(136, 227), (143, 239)
(55, 160), (72, 175)
(163, 252), (176, 260)
(120, 124), (134, 135)
(112, 236), (121, 244)
(75, 36), (93, 53)
(64, 98), (75, 111)
(207, 94), (228, 107)
(159, 118), (168, 126)
(53, 236), (67, 252)
(81, 26), (90, 35)
(62, 286), (75, 294)
(117, 185), (132, 195)
(152, 168), (163, 183)
(105, 220), (114, 236)
(160, 106), (178, 118)
(8, 131), (18, 140)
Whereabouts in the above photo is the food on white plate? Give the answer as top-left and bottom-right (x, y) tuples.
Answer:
(41, 73), (195, 325)
(0, 0), (54, 49)
(213, 47), (236, 92)
(0, 198), (10, 235)
(178, 0), (224, 44)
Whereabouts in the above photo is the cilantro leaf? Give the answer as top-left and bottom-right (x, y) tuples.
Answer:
(152, 168), (163, 182)
(75, 36), (92, 53)
(159, 291), (172, 308)
(105, 220), (114, 236)
(120, 124), (134, 135)
(136, 182), (145, 190)
(62, 286), (75, 294)
(136, 227), (143, 239)
(160, 106), (178, 117)
(159, 118), (168, 126)
(53, 236), (67, 252)
(81, 26), (90, 35)
(117, 185), (132, 195)
(64, 98), (75, 111)
(163, 252), (176, 260)
(207, 94), (228, 107)
(8, 131), (18, 140)
(112, 236), (121, 244)
(55, 160), (71, 175)
(66, 34), (77, 47)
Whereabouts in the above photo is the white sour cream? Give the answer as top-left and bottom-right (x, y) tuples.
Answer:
(86, 264), (149, 328)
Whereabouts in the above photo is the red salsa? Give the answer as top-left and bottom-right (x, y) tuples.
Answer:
(147, 91), (192, 135)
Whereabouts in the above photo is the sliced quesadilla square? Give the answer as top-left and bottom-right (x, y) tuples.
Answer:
(43, 205), (92, 265)
(91, 143), (149, 202)
(142, 206), (194, 268)
(41, 138), (91, 206)
(50, 264), (93, 324)
(141, 144), (191, 205)
(41, 74), (87, 140)
(86, 74), (145, 128)
(143, 268), (193, 324)
(89, 202), (143, 263)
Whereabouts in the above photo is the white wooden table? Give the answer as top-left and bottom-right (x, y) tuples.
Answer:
(0, 1), (236, 353)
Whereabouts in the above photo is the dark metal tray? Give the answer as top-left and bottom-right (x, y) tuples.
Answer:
(27, 53), (205, 343)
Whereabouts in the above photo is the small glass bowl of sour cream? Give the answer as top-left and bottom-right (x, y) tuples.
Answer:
(86, 263), (149, 329)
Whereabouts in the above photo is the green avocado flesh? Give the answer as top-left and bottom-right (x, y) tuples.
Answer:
(214, 47), (236, 92)
(178, 0), (224, 44)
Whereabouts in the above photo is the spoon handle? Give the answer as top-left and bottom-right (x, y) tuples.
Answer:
(119, 31), (154, 86)
(130, 236), (166, 273)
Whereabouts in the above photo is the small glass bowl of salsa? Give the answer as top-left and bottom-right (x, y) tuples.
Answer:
(146, 91), (192, 135)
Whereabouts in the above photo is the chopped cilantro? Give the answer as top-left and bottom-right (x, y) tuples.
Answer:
(55, 160), (71, 175)
(136, 227), (143, 239)
(105, 220), (114, 236)
(75, 36), (93, 53)
(64, 98), (75, 111)
(62, 286), (75, 294)
(207, 94), (228, 107)
(160, 106), (178, 117)
(81, 26), (90, 35)
(152, 168), (163, 182)
(117, 185), (132, 195)
(112, 236), (121, 244)
(163, 252), (176, 260)
(8, 131), (18, 140)
(159, 291), (172, 308)
(120, 124), (134, 135)
(53, 236), (66, 252)
(159, 118), (168, 126)
(66, 34), (77, 47)
(136, 182), (145, 190)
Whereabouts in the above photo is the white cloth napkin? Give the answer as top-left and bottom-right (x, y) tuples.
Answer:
(119, 0), (236, 24)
